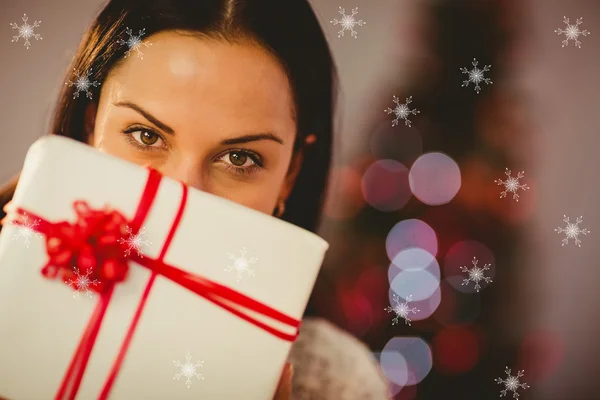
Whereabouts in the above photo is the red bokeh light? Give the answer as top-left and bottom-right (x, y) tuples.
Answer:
(432, 325), (482, 375)
(517, 330), (565, 384)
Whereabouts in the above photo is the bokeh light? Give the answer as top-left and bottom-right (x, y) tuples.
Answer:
(386, 219), (439, 261)
(390, 247), (441, 280)
(389, 268), (440, 302)
(432, 325), (482, 375)
(443, 240), (496, 293)
(362, 159), (412, 212)
(378, 349), (409, 387)
(337, 286), (374, 338)
(382, 337), (433, 386)
(517, 330), (565, 384)
(409, 152), (461, 206)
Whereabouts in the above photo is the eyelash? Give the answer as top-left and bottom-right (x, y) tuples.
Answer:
(121, 126), (264, 175)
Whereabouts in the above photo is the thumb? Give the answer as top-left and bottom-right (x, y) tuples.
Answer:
(273, 362), (293, 400)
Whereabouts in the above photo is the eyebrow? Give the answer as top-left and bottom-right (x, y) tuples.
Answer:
(114, 101), (285, 145)
(114, 101), (174, 134)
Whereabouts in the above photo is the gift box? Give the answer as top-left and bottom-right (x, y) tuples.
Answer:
(0, 136), (329, 399)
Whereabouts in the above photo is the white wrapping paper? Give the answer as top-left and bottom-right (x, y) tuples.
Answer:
(0, 136), (328, 400)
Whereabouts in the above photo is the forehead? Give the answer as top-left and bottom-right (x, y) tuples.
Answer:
(104, 31), (296, 133)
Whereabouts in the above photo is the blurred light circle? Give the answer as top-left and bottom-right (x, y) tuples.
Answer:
(324, 166), (365, 220)
(372, 353), (419, 399)
(390, 269), (440, 303)
(391, 247), (440, 280)
(369, 120), (423, 163)
(433, 279), (482, 325)
(432, 325), (481, 375)
(377, 350), (409, 387)
(337, 290), (373, 338)
(382, 337), (433, 385)
(518, 330), (565, 383)
(443, 240), (496, 293)
(386, 219), (438, 261)
(361, 159), (411, 212)
(409, 152), (461, 206)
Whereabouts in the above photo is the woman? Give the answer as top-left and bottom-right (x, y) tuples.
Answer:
(0, 0), (390, 398)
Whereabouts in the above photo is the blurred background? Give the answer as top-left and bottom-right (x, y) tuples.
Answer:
(1, 0), (599, 399)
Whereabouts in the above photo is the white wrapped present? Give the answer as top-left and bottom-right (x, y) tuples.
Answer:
(0, 136), (328, 400)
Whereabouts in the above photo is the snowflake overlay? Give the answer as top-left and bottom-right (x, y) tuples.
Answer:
(225, 247), (257, 282)
(65, 68), (100, 100)
(555, 215), (590, 247)
(173, 352), (204, 388)
(495, 168), (530, 202)
(460, 58), (492, 94)
(495, 367), (530, 399)
(10, 14), (42, 49)
(385, 96), (420, 127)
(65, 267), (100, 298)
(117, 225), (152, 257)
(330, 7), (366, 39)
(385, 294), (419, 326)
(460, 257), (493, 292)
(555, 17), (590, 48)
(117, 27), (152, 59)
(11, 212), (42, 247)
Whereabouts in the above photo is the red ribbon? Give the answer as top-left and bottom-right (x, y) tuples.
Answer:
(13, 168), (300, 400)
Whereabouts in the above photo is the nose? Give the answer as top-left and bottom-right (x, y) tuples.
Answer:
(160, 159), (206, 191)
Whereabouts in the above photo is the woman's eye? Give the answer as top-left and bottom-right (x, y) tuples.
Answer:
(130, 129), (164, 148)
(217, 150), (263, 175)
(220, 151), (256, 168)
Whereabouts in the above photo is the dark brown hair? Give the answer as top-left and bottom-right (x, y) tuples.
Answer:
(0, 0), (337, 233)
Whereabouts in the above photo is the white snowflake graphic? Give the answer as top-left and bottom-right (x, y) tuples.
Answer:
(494, 168), (530, 202)
(65, 68), (100, 100)
(385, 95), (420, 127)
(117, 225), (152, 257)
(460, 257), (493, 292)
(555, 17), (590, 48)
(65, 267), (100, 298)
(330, 7), (366, 39)
(10, 13), (42, 50)
(173, 351), (204, 388)
(11, 212), (42, 247)
(117, 27), (152, 59)
(384, 294), (419, 326)
(460, 58), (493, 94)
(495, 367), (530, 398)
(554, 215), (590, 247)
(225, 247), (257, 282)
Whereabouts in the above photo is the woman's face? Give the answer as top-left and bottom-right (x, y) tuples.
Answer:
(86, 31), (302, 215)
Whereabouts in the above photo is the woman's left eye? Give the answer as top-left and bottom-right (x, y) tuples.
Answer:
(122, 127), (166, 150)
(131, 129), (165, 148)
(217, 150), (264, 175)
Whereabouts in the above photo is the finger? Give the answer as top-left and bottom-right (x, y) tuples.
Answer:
(273, 363), (293, 400)
(1, 201), (15, 226)
(2, 200), (14, 213)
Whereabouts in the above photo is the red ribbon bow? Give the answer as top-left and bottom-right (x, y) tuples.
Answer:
(39, 201), (131, 293)
(13, 168), (300, 400)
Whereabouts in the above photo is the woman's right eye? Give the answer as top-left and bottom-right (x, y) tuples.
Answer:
(123, 128), (166, 150)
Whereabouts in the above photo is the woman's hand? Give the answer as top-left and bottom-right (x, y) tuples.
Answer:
(0, 200), (14, 227)
(273, 362), (294, 400)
